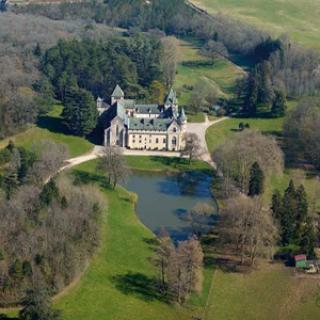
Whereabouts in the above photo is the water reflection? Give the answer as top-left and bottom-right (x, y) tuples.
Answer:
(125, 171), (217, 241)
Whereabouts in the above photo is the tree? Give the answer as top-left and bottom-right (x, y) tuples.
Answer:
(200, 40), (229, 60)
(248, 161), (264, 196)
(161, 36), (178, 88)
(283, 98), (320, 168)
(19, 288), (61, 320)
(271, 89), (287, 117)
(187, 202), (215, 236)
(166, 237), (204, 304)
(213, 130), (283, 194)
(153, 233), (175, 292)
(62, 87), (98, 136)
(97, 146), (129, 189)
(150, 80), (166, 104)
(220, 195), (278, 265)
(181, 133), (202, 164)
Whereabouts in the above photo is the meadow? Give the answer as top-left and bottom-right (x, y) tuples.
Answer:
(175, 39), (244, 121)
(190, 0), (320, 51)
(0, 105), (93, 157)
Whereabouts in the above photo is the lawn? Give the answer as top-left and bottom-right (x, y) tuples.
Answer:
(175, 39), (245, 108)
(125, 155), (212, 173)
(206, 117), (284, 154)
(54, 160), (213, 320)
(206, 262), (320, 320)
(190, 0), (320, 51)
(0, 105), (93, 157)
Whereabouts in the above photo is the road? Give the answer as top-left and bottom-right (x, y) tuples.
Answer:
(61, 115), (228, 172)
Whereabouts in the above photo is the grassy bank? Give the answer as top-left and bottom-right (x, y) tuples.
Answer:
(0, 105), (93, 157)
(190, 0), (320, 51)
(55, 160), (213, 320)
(125, 155), (213, 173)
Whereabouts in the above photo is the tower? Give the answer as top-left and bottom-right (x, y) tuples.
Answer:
(111, 84), (125, 105)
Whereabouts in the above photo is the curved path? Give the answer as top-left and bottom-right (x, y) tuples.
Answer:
(61, 115), (228, 172)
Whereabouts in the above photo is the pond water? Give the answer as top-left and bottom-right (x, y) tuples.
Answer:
(125, 171), (217, 241)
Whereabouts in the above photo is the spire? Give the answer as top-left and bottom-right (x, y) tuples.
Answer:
(179, 107), (187, 123)
(165, 88), (177, 106)
(111, 85), (124, 98)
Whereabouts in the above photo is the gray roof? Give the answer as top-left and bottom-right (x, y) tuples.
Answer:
(134, 104), (161, 114)
(165, 88), (177, 105)
(128, 118), (173, 131)
(111, 85), (124, 98)
(179, 107), (187, 122)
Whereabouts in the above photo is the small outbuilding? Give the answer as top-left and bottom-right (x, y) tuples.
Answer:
(294, 254), (307, 269)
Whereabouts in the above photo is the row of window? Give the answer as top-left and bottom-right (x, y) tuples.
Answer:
(131, 137), (177, 145)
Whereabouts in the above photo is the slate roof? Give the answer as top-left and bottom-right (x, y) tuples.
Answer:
(179, 107), (187, 122)
(165, 88), (177, 105)
(111, 85), (124, 98)
(134, 104), (162, 114)
(128, 118), (173, 131)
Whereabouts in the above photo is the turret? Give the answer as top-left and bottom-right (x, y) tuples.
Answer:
(178, 107), (187, 131)
(111, 84), (125, 105)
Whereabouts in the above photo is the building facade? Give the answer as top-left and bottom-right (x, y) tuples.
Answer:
(98, 85), (187, 151)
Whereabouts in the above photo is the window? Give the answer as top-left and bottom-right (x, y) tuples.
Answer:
(172, 137), (177, 145)
(156, 138), (159, 143)
(173, 127), (177, 133)
(163, 138), (166, 144)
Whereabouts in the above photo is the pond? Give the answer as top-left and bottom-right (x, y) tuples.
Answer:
(125, 171), (217, 241)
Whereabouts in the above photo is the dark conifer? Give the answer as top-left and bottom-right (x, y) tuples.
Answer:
(248, 162), (264, 196)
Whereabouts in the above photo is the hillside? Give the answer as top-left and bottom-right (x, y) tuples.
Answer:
(190, 0), (320, 51)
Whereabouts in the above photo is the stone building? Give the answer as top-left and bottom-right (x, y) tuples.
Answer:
(98, 85), (187, 151)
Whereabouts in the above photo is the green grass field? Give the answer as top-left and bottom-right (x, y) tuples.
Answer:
(190, 0), (320, 51)
(175, 39), (245, 108)
(0, 106), (93, 157)
(125, 155), (212, 173)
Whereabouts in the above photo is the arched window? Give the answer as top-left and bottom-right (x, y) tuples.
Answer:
(172, 137), (177, 145)
(116, 125), (119, 136)
(173, 127), (177, 133)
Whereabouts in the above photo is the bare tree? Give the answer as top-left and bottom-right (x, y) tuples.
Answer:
(161, 36), (178, 88)
(181, 133), (202, 164)
(187, 202), (215, 236)
(213, 130), (284, 194)
(29, 140), (69, 184)
(97, 146), (129, 189)
(159, 236), (204, 304)
(153, 234), (175, 293)
(220, 195), (278, 265)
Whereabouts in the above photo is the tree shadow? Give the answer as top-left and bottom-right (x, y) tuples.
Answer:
(0, 315), (18, 320)
(37, 113), (101, 145)
(111, 272), (169, 303)
(72, 170), (110, 189)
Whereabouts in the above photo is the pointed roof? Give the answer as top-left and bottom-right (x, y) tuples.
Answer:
(165, 88), (177, 105)
(179, 107), (187, 122)
(111, 85), (124, 98)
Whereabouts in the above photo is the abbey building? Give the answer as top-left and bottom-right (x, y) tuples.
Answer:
(97, 85), (187, 151)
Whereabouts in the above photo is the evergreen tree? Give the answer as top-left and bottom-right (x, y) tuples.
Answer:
(280, 180), (296, 245)
(40, 179), (59, 206)
(244, 67), (259, 115)
(257, 61), (274, 105)
(271, 89), (287, 117)
(300, 217), (316, 258)
(248, 162), (264, 196)
(19, 288), (61, 320)
(62, 87), (98, 136)
(294, 185), (309, 238)
(271, 190), (282, 220)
